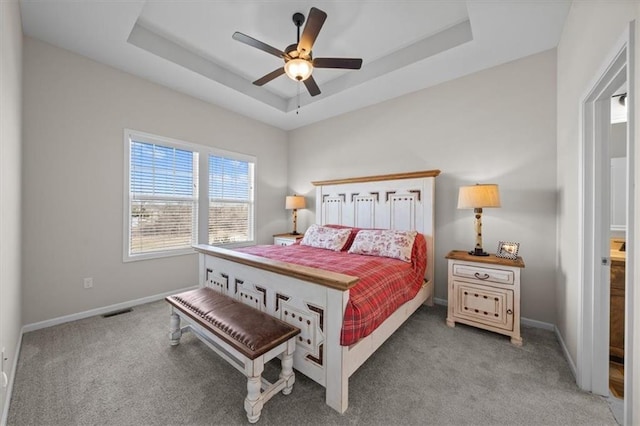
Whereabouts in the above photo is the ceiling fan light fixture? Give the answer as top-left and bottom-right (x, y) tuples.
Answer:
(285, 58), (313, 81)
(233, 7), (360, 96)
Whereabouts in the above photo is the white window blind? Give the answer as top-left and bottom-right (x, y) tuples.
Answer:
(127, 138), (198, 259)
(208, 155), (254, 244)
(124, 129), (256, 261)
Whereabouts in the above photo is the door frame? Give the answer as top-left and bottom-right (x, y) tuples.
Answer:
(578, 21), (635, 424)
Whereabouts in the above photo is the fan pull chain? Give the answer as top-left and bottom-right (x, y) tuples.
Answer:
(296, 83), (301, 115)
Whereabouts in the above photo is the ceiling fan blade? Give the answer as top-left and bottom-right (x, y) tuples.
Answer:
(233, 32), (288, 59)
(253, 68), (285, 86)
(298, 7), (327, 55)
(313, 57), (363, 70)
(303, 75), (321, 97)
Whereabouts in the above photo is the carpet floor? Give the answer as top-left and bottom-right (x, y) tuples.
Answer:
(8, 301), (617, 425)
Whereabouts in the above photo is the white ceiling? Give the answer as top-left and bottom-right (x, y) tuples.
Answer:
(19, 0), (571, 131)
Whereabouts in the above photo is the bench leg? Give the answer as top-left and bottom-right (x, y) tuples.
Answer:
(280, 340), (296, 395)
(244, 359), (264, 424)
(169, 310), (182, 346)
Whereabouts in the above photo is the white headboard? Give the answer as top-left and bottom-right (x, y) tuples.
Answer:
(312, 170), (439, 284)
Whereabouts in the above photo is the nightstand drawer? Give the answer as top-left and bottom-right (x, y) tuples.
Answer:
(452, 281), (514, 331)
(273, 233), (303, 246)
(274, 237), (296, 246)
(452, 263), (514, 285)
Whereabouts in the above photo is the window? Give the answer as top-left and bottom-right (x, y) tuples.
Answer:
(209, 156), (255, 244)
(124, 129), (256, 262)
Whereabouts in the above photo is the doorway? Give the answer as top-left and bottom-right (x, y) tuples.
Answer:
(608, 88), (627, 401)
(578, 22), (635, 425)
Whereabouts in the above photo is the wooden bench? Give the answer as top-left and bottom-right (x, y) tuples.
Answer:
(166, 287), (301, 423)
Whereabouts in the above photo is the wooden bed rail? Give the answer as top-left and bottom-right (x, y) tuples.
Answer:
(193, 244), (359, 291)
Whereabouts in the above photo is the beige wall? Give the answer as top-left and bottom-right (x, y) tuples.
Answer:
(15, 2), (640, 415)
(289, 50), (558, 324)
(0, 0), (23, 420)
(21, 38), (289, 325)
(555, 0), (639, 381)
(610, 122), (627, 158)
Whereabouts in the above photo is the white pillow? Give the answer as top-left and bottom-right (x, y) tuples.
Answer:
(348, 229), (417, 262)
(300, 224), (352, 252)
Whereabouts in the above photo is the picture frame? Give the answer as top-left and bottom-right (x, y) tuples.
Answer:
(496, 241), (520, 259)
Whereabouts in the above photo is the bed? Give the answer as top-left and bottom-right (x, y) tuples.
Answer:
(193, 169), (439, 413)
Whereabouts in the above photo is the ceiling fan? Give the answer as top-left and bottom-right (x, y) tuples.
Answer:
(232, 7), (363, 97)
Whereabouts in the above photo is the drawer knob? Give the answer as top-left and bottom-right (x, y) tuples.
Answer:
(474, 272), (490, 280)
(507, 309), (513, 315)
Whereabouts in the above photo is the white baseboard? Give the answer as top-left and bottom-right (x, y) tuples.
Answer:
(432, 297), (556, 331)
(433, 297), (448, 306)
(23, 285), (198, 333)
(521, 317), (555, 331)
(555, 325), (577, 380)
(1, 330), (23, 426)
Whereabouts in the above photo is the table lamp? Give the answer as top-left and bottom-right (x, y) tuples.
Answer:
(457, 184), (501, 256)
(285, 195), (306, 235)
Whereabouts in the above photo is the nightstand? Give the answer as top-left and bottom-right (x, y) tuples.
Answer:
(273, 233), (304, 246)
(445, 250), (525, 346)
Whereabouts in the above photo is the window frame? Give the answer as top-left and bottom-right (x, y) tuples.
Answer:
(123, 129), (257, 262)
(206, 149), (257, 247)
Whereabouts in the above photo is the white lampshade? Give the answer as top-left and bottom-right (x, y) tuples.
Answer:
(285, 195), (306, 210)
(284, 58), (313, 82)
(457, 184), (501, 209)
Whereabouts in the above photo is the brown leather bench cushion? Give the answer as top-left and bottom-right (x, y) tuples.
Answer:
(166, 287), (300, 360)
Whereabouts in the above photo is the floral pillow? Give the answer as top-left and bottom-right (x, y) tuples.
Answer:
(348, 229), (418, 262)
(300, 224), (352, 252)
(323, 224), (361, 251)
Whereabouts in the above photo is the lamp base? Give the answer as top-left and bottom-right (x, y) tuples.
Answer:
(290, 231), (301, 235)
(468, 248), (490, 256)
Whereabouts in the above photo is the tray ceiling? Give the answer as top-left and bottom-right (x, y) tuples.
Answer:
(20, 1), (571, 130)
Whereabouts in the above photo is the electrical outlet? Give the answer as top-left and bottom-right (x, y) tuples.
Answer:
(83, 277), (93, 289)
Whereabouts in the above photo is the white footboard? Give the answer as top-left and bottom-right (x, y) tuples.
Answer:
(195, 246), (433, 414)
(197, 250), (348, 389)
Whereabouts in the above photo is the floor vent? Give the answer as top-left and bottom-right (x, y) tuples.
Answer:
(102, 308), (133, 318)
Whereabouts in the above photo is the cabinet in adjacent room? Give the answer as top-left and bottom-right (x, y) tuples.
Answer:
(610, 258), (625, 359)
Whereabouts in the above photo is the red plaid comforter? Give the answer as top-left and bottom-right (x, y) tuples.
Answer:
(236, 233), (426, 346)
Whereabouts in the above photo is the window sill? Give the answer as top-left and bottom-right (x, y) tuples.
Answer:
(123, 248), (196, 263)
